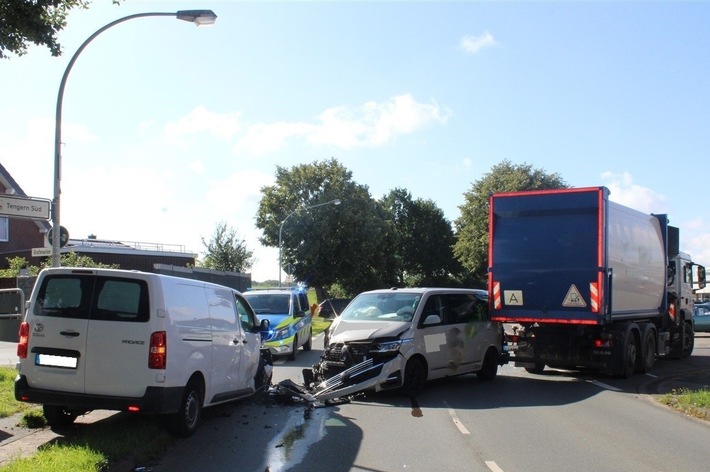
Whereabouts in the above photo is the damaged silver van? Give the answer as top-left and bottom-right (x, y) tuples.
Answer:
(308, 287), (506, 400)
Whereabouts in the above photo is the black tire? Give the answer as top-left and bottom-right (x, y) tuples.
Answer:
(477, 348), (499, 380)
(43, 404), (78, 428)
(288, 335), (298, 361)
(639, 325), (656, 373)
(254, 355), (270, 393)
(303, 329), (313, 352)
(401, 357), (427, 397)
(681, 321), (694, 359)
(171, 380), (202, 437)
(621, 329), (638, 378)
(524, 363), (545, 374)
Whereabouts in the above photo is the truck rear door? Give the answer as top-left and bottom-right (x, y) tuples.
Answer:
(488, 188), (604, 324)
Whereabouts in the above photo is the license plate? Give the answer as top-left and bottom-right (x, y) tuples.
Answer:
(35, 353), (78, 369)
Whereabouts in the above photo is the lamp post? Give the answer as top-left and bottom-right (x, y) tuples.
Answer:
(50, 10), (218, 267)
(278, 198), (341, 287)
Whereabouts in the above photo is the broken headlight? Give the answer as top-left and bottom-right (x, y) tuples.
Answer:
(371, 338), (411, 353)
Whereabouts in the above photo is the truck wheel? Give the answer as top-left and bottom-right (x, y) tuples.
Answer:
(171, 380), (203, 437)
(401, 357), (427, 397)
(477, 348), (499, 380)
(43, 404), (78, 428)
(639, 325), (656, 373)
(288, 335), (298, 361)
(621, 329), (638, 378)
(680, 321), (694, 359)
(525, 363), (545, 374)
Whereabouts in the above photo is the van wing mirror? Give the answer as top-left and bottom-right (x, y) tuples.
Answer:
(260, 319), (270, 331)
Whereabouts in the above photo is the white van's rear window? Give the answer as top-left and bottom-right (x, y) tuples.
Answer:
(34, 275), (149, 322)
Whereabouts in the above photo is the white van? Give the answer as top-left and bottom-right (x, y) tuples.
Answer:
(311, 287), (506, 400)
(15, 267), (271, 436)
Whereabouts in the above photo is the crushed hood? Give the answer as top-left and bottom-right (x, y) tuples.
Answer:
(328, 319), (410, 343)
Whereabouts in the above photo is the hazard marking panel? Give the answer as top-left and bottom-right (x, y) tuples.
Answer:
(562, 284), (587, 307)
(503, 290), (523, 306)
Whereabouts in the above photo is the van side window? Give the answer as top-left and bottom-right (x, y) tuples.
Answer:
(206, 287), (237, 332)
(235, 294), (256, 332)
(448, 293), (486, 323)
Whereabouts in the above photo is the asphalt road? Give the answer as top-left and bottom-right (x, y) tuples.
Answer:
(150, 333), (710, 472)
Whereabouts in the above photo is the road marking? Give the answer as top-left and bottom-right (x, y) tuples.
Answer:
(645, 372), (658, 378)
(442, 401), (470, 435)
(486, 461), (505, 472)
(590, 380), (622, 392)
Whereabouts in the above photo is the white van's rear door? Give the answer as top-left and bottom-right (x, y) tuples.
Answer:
(23, 273), (92, 394)
(83, 276), (153, 397)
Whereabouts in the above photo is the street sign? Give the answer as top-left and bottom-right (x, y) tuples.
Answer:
(0, 195), (50, 220)
(284, 263), (295, 275)
(47, 225), (69, 248)
(32, 247), (53, 257)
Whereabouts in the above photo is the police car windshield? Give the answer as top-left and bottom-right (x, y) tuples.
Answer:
(245, 294), (290, 315)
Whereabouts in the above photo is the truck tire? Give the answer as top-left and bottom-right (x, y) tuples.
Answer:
(638, 324), (656, 373)
(680, 321), (694, 359)
(43, 404), (78, 428)
(621, 327), (638, 378)
(303, 329), (313, 351)
(525, 363), (545, 374)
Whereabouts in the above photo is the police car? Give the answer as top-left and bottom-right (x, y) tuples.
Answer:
(243, 287), (313, 360)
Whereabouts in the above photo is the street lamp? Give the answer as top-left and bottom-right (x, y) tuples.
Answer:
(278, 198), (341, 287)
(50, 10), (218, 267)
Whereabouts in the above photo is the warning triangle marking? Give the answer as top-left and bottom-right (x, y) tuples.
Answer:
(562, 284), (587, 307)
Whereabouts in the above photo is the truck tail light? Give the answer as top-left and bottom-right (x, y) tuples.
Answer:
(149, 331), (167, 369)
(668, 303), (676, 321)
(17, 322), (29, 359)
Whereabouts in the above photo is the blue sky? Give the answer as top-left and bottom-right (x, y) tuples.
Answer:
(1, 0), (709, 282)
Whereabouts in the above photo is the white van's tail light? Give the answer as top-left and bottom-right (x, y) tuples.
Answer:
(149, 331), (167, 369)
(17, 322), (29, 359)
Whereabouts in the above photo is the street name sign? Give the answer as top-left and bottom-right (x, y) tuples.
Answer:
(0, 195), (51, 220)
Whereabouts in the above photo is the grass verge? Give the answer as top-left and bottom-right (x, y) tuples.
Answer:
(658, 387), (710, 421)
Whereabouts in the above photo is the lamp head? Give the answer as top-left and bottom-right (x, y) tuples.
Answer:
(177, 10), (218, 27)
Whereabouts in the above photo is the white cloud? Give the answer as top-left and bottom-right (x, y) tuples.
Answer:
(601, 171), (667, 214)
(459, 32), (497, 54)
(233, 94), (449, 154)
(164, 106), (242, 146)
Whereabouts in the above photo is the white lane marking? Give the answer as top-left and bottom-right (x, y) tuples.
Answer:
(486, 461), (505, 472)
(590, 380), (622, 392)
(645, 372), (658, 378)
(442, 400), (470, 435)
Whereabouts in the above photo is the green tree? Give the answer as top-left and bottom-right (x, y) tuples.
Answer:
(255, 158), (397, 299)
(382, 188), (462, 286)
(0, 1), (122, 59)
(454, 160), (568, 282)
(200, 222), (254, 273)
(44, 252), (119, 269)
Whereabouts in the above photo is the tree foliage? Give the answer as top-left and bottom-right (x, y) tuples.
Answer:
(381, 188), (462, 286)
(453, 160), (568, 282)
(0, 253), (117, 277)
(0, 1), (115, 59)
(255, 159), (398, 298)
(200, 222), (254, 273)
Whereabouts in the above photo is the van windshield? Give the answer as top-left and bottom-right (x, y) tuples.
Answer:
(340, 293), (421, 322)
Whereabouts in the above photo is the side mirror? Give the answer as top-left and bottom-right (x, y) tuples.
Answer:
(423, 314), (442, 326)
(697, 265), (707, 290)
(260, 319), (270, 331)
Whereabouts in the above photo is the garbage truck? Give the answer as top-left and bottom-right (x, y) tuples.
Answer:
(487, 186), (706, 377)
